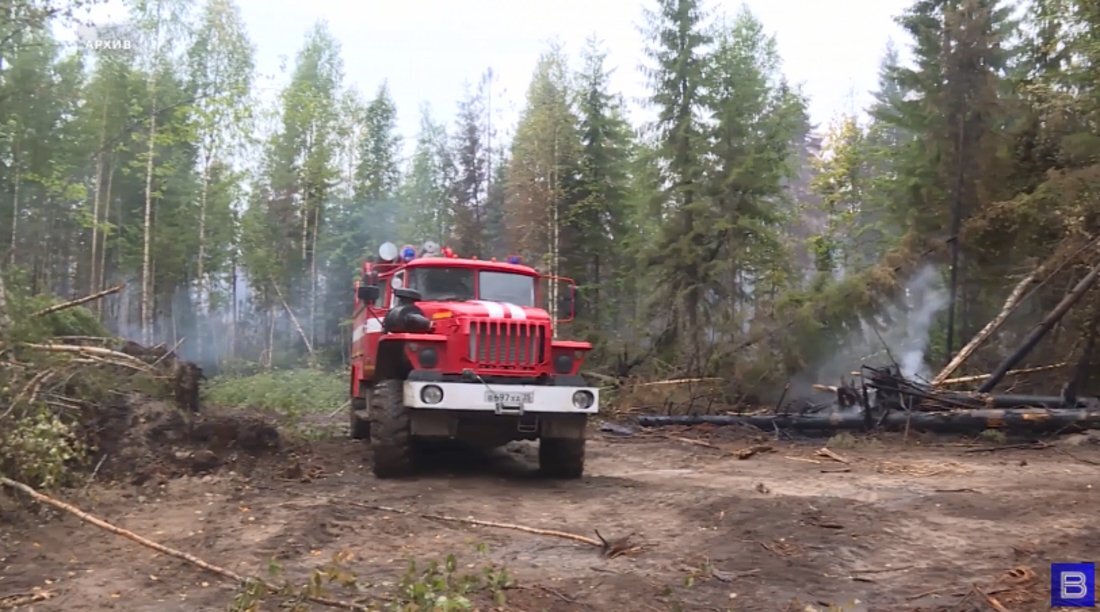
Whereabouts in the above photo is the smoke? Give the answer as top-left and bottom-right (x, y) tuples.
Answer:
(99, 267), (259, 373)
(787, 264), (950, 402)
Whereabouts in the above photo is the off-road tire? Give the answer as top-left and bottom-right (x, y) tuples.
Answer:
(349, 396), (370, 439)
(538, 437), (585, 479)
(369, 379), (414, 478)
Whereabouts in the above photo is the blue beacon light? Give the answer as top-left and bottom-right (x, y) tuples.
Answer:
(401, 245), (416, 261)
(507, 255), (521, 265)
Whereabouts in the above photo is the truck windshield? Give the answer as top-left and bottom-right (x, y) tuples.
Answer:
(479, 271), (535, 306)
(407, 267), (535, 306)
(408, 267), (474, 301)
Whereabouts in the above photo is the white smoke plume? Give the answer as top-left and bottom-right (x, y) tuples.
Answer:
(787, 264), (950, 402)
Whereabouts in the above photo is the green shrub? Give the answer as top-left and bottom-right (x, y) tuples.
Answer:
(202, 368), (346, 420)
(0, 406), (87, 488)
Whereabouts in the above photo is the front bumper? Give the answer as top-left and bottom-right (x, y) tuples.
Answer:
(403, 381), (599, 415)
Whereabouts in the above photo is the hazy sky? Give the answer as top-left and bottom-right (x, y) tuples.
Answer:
(82, 0), (913, 158)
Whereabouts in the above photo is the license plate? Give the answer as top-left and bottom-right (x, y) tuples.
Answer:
(485, 391), (533, 404)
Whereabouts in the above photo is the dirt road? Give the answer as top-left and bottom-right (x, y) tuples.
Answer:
(3, 420), (1099, 611)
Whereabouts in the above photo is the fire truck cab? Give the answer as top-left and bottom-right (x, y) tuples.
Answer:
(350, 241), (599, 479)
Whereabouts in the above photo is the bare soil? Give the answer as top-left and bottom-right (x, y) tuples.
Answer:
(3, 411), (1099, 611)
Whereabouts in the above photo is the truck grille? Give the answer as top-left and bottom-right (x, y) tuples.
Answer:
(468, 321), (547, 368)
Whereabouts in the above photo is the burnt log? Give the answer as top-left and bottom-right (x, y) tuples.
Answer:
(636, 407), (1100, 434)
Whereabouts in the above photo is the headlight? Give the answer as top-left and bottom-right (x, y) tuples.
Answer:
(554, 353), (574, 374)
(571, 390), (594, 409)
(421, 385), (444, 404)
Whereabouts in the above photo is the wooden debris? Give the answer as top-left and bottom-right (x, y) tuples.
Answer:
(30, 284), (123, 318)
(815, 448), (849, 464)
(633, 377), (723, 387)
(938, 363), (1066, 385)
(595, 529), (643, 558)
(735, 444), (774, 460)
(665, 435), (721, 450)
(709, 568), (760, 582)
(0, 476), (368, 611)
(973, 584), (1010, 612)
(343, 499), (639, 557)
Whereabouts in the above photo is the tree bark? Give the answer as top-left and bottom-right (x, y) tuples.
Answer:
(196, 157), (210, 360)
(90, 98), (109, 296)
(310, 202), (319, 349)
(0, 270), (12, 337)
(141, 89), (158, 346)
(95, 155), (117, 322)
(10, 154), (19, 267)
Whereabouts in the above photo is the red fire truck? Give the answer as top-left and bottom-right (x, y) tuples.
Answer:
(349, 241), (599, 479)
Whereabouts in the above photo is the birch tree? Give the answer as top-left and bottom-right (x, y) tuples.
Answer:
(186, 0), (254, 320)
(127, 0), (192, 344)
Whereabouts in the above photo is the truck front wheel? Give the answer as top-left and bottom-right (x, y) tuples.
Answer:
(539, 437), (585, 479)
(369, 379), (414, 478)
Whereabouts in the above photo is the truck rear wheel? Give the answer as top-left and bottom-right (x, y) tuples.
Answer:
(539, 437), (585, 479)
(369, 379), (414, 478)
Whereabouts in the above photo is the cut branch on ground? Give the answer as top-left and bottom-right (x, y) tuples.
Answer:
(0, 477), (369, 611)
(341, 499), (640, 557)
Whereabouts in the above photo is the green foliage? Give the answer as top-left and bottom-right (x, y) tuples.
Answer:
(0, 407), (86, 488)
(201, 368), (345, 419)
(5, 0), (1100, 400)
(390, 553), (513, 611)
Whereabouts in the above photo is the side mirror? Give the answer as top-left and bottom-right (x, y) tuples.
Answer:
(556, 284), (577, 321)
(357, 284), (380, 303)
(393, 287), (422, 304)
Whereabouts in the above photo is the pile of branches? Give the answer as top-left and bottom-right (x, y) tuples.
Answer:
(1, 281), (203, 487)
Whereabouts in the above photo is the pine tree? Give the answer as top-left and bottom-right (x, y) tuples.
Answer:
(355, 82), (402, 241)
(641, 0), (712, 355)
(399, 105), (453, 245)
(449, 83), (488, 255)
(572, 37), (635, 333)
(700, 8), (806, 345)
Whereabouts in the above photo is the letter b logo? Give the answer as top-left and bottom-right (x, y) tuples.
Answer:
(1052, 563), (1095, 607)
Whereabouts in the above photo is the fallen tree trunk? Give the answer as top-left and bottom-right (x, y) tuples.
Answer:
(272, 282), (314, 358)
(978, 257), (1100, 393)
(30, 284), (123, 318)
(635, 408), (1100, 434)
(931, 249), (1074, 385)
